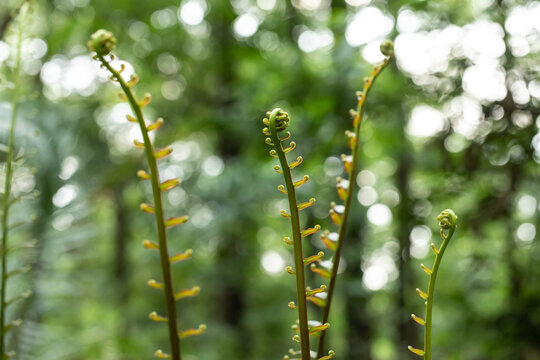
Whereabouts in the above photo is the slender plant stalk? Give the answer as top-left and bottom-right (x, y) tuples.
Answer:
(267, 109), (311, 359)
(0, 9), (24, 357)
(97, 54), (181, 360)
(263, 109), (333, 360)
(408, 209), (458, 359)
(315, 41), (394, 358)
(90, 30), (204, 360)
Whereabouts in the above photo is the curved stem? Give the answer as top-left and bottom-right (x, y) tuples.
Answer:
(269, 112), (310, 360)
(424, 226), (455, 360)
(316, 57), (391, 358)
(97, 54), (181, 360)
(0, 15), (23, 357)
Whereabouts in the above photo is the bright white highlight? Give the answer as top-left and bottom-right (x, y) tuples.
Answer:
(292, 0), (328, 11)
(397, 8), (424, 33)
(357, 186), (377, 206)
(516, 223), (536, 244)
(59, 156), (79, 180)
(367, 203), (392, 226)
(261, 251), (285, 275)
(40, 56), (135, 99)
(517, 195), (537, 218)
(357, 170), (376, 187)
(409, 226), (432, 259)
(462, 21), (505, 61)
(445, 95), (484, 139)
(394, 27), (461, 76)
(179, 0), (205, 26)
(407, 105), (446, 137)
(362, 246), (398, 291)
(233, 14), (259, 38)
(298, 28), (334, 53)
(52, 184), (78, 208)
(363, 265), (388, 291)
(345, 7), (393, 47)
(28, 38), (48, 59)
(257, 0), (276, 10)
(345, 0), (371, 5)
(362, 41), (386, 64)
(505, 4), (540, 36)
(463, 65), (507, 102)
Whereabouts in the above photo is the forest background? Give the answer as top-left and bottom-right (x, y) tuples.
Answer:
(0, 0), (539, 359)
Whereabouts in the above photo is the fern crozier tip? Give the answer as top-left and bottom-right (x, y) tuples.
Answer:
(437, 209), (457, 230)
(380, 39), (394, 57)
(269, 108), (290, 132)
(88, 29), (117, 55)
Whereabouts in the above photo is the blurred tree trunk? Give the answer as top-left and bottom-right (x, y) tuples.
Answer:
(395, 105), (417, 357)
(113, 185), (130, 352)
(215, 226), (249, 355)
(344, 219), (372, 359)
(113, 186), (129, 301)
(346, 290), (371, 359)
(207, 2), (250, 357)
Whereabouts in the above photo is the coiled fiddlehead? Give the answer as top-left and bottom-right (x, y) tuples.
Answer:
(0, 3), (34, 358)
(408, 209), (458, 359)
(315, 40), (394, 358)
(263, 109), (334, 360)
(89, 30), (204, 360)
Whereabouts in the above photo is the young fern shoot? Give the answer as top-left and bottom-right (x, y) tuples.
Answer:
(0, 3), (34, 358)
(262, 109), (334, 360)
(315, 40), (394, 358)
(408, 209), (458, 359)
(89, 30), (204, 360)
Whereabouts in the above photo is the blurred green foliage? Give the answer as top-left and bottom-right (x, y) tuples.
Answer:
(0, 0), (539, 359)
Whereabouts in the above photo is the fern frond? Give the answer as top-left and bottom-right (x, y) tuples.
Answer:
(89, 29), (200, 360)
(263, 108), (324, 360)
(315, 40), (394, 358)
(409, 209), (458, 360)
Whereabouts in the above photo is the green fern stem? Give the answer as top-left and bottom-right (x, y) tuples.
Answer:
(0, 12), (23, 357)
(316, 49), (393, 358)
(408, 209), (458, 359)
(267, 109), (311, 360)
(423, 212), (456, 360)
(92, 42), (182, 359)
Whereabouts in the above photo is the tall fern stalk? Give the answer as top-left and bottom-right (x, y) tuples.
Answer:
(0, 7), (25, 357)
(268, 109), (311, 358)
(315, 40), (394, 358)
(408, 209), (458, 359)
(263, 109), (334, 360)
(89, 30), (204, 360)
